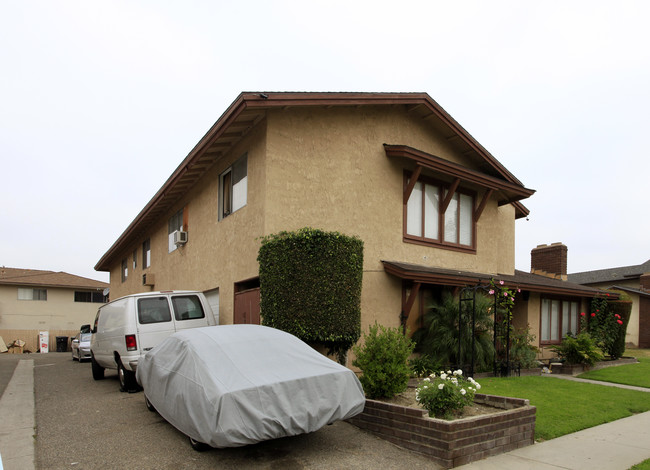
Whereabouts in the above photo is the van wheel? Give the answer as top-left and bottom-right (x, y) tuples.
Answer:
(91, 356), (105, 380)
(189, 436), (209, 452)
(118, 361), (138, 392)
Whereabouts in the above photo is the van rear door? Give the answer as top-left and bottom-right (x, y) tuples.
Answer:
(136, 296), (176, 354)
(170, 294), (212, 331)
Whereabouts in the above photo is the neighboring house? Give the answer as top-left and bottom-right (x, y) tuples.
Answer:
(94, 92), (609, 364)
(568, 260), (650, 348)
(0, 267), (108, 352)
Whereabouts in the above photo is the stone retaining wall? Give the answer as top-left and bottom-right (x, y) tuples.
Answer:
(347, 394), (536, 468)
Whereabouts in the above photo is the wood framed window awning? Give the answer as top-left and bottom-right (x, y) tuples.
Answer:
(384, 144), (535, 218)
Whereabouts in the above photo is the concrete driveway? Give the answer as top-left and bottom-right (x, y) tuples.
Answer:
(1, 353), (440, 470)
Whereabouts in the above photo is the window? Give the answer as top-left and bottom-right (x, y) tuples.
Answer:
(137, 297), (172, 324)
(132, 250), (137, 270)
(168, 208), (184, 253)
(219, 153), (247, 219)
(74, 291), (106, 303)
(18, 288), (47, 301)
(405, 175), (475, 249)
(541, 298), (580, 343)
(142, 239), (151, 268)
(172, 295), (206, 321)
(121, 259), (128, 282)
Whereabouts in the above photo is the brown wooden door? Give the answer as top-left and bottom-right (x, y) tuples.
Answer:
(234, 288), (260, 325)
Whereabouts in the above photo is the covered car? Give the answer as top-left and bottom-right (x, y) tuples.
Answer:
(136, 324), (365, 449)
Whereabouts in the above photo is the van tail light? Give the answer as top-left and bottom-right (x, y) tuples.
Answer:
(125, 334), (137, 351)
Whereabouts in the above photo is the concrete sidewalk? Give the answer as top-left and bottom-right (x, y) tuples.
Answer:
(458, 375), (650, 469)
(0, 359), (35, 470)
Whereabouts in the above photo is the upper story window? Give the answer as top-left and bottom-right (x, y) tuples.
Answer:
(142, 239), (151, 268)
(121, 259), (128, 282)
(18, 288), (47, 301)
(132, 250), (137, 270)
(219, 153), (247, 220)
(168, 208), (184, 253)
(404, 174), (475, 250)
(540, 298), (580, 344)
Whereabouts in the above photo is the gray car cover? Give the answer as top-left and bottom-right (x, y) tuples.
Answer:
(136, 324), (365, 448)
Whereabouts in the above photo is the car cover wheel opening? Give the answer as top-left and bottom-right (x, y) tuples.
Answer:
(189, 436), (209, 452)
(145, 396), (156, 412)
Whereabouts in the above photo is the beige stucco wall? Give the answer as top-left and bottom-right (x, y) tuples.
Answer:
(0, 284), (100, 352)
(102, 105), (521, 339)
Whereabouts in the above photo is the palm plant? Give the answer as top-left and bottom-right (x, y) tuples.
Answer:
(412, 291), (495, 372)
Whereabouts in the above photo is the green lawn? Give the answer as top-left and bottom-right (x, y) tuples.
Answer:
(477, 375), (650, 441)
(630, 458), (650, 470)
(578, 357), (650, 388)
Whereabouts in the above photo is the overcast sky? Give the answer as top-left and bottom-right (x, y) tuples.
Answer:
(2, 1), (648, 283)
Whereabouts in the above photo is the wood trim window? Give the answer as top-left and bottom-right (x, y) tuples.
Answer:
(121, 259), (128, 282)
(404, 173), (475, 251)
(540, 297), (580, 344)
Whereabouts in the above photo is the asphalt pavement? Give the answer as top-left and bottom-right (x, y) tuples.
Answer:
(2, 354), (650, 470)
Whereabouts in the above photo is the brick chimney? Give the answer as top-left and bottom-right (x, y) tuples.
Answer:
(531, 243), (568, 280)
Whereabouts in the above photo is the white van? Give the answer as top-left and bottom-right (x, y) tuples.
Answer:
(90, 291), (218, 392)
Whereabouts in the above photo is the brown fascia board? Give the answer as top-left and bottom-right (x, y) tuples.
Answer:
(95, 91), (531, 271)
(382, 261), (613, 298)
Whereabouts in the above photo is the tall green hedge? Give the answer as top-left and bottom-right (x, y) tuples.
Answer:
(257, 227), (363, 361)
(609, 300), (632, 359)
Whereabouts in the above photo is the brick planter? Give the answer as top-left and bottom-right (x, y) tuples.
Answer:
(347, 394), (536, 468)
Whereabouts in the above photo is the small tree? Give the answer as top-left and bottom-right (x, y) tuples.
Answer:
(584, 296), (630, 359)
(352, 323), (415, 399)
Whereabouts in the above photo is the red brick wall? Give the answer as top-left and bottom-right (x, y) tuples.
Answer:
(347, 394), (536, 468)
(531, 243), (567, 276)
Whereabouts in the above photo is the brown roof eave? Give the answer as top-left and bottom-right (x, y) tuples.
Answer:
(382, 261), (613, 299)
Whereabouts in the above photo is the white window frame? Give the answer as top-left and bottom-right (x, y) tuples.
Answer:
(18, 288), (47, 301)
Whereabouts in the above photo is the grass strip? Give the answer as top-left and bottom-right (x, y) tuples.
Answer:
(578, 358), (650, 388)
(478, 375), (650, 441)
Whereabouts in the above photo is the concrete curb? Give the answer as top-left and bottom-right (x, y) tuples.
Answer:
(0, 360), (35, 470)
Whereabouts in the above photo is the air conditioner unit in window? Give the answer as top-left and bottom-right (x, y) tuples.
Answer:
(174, 230), (188, 245)
(142, 273), (155, 286)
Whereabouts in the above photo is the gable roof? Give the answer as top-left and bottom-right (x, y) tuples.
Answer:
(382, 260), (610, 298)
(0, 267), (108, 290)
(568, 259), (650, 285)
(95, 91), (534, 272)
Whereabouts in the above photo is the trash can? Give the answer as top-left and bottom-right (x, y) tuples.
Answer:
(56, 336), (68, 352)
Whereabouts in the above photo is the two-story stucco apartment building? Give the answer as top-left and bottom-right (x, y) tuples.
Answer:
(95, 92), (606, 361)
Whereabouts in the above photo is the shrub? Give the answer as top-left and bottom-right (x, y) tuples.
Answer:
(551, 332), (603, 366)
(415, 370), (480, 419)
(412, 291), (494, 372)
(258, 227), (363, 363)
(409, 355), (441, 378)
(608, 301), (632, 359)
(352, 323), (415, 399)
(509, 325), (540, 369)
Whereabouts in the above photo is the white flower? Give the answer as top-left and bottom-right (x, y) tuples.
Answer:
(476, 383), (481, 390)
(423, 377), (430, 382)
(451, 377), (458, 385)
(454, 369), (463, 376)
(447, 370), (452, 375)
(440, 373), (447, 380)
(438, 384), (444, 390)
(460, 388), (466, 395)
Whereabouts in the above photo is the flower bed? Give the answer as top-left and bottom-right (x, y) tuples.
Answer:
(347, 393), (536, 468)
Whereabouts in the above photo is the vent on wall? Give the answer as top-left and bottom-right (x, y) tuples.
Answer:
(143, 273), (155, 286)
